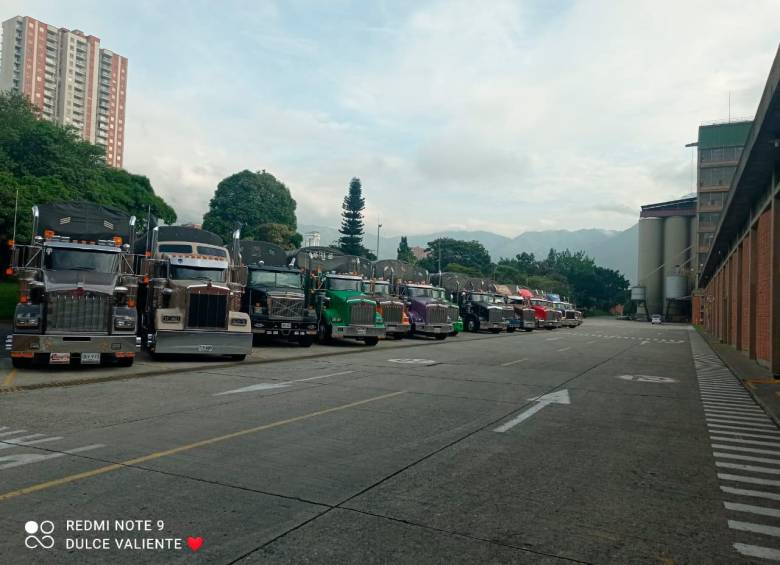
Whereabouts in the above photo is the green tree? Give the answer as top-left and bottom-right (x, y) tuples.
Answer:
(397, 236), (416, 263)
(0, 92), (176, 243)
(338, 177), (371, 257)
(255, 223), (303, 250)
(202, 169), (300, 246)
(419, 238), (492, 275)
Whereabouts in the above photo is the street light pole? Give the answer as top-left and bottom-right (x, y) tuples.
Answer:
(376, 221), (382, 260)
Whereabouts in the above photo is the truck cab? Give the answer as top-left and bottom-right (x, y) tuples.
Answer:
(530, 297), (558, 329)
(361, 279), (410, 339)
(313, 273), (384, 345)
(506, 296), (536, 332)
(6, 203), (140, 367)
(137, 226), (252, 359)
(431, 287), (462, 335)
(398, 283), (453, 340)
(459, 291), (506, 333)
(241, 240), (317, 346)
(491, 294), (518, 332)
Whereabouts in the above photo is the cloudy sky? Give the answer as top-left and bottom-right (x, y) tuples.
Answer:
(6, 1), (780, 236)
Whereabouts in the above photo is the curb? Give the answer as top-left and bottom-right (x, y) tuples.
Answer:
(0, 331), (523, 394)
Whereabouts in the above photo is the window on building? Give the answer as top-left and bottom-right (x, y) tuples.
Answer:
(699, 212), (720, 226)
(699, 166), (736, 187)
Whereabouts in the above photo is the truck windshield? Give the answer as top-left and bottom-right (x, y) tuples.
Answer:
(328, 277), (362, 291)
(492, 296), (506, 304)
(470, 293), (491, 303)
(250, 270), (301, 289)
(407, 286), (433, 298)
(170, 265), (226, 282)
(365, 282), (390, 295)
(432, 289), (445, 300)
(43, 247), (120, 273)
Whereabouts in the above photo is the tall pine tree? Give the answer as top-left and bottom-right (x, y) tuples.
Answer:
(338, 177), (371, 257)
(397, 236), (415, 263)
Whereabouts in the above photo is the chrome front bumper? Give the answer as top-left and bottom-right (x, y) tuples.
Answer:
(150, 330), (253, 355)
(384, 323), (411, 335)
(333, 325), (385, 339)
(7, 333), (139, 354)
(415, 322), (454, 335)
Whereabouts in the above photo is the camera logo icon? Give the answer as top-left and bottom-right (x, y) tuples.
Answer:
(24, 520), (55, 549)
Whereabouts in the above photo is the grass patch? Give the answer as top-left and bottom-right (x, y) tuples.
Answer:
(0, 279), (18, 320)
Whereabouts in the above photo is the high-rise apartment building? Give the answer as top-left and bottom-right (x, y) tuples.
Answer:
(0, 15), (128, 167)
(694, 120), (752, 279)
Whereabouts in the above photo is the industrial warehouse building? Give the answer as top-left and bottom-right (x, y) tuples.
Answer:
(697, 45), (780, 375)
(635, 197), (697, 320)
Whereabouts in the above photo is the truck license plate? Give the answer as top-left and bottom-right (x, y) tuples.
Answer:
(50, 352), (70, 364)
(281, 322), (291, 329)
(357, 327), (367, 335)
(433, 327), (440, 333)
(198, 345), (213, 353)
(81, 353), (101, 364)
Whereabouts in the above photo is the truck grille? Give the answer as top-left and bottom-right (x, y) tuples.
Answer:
(381, 301), (403, 324)
(426, 304), (449, 324)
(545, 310), (555, 322)
(268, 296), (304, 319)
(350, 301), (375, 325)
(501, 307), (514, 321)
(523, 309), (535, 322)
(565, 311), (576, 319)
(47, 293), (110, 333)
(448, 305), (460, 322)
(488, 308), (503, 323)
(187, 290), (228, 329)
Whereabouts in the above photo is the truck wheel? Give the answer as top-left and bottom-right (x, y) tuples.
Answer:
(466, 318), (479, 333)
(298, 336), (313, 348)
(317, 321), (332, 344)
(507, 327), (515, 333)
(434, 334), (447, 341)
(116, 357), (134, 367)
(11, 358), (32, 369)
(364, 337), (379, 346)
(489, 328), (501, 334)
(229, 354), (247, 361)
(524, 328), (533, 332)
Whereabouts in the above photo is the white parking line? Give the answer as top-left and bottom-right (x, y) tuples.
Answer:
(726, 502), (780, 518)
(557, 347), (571, 352)
(0, 435), (64, 450)
(733, 543), (780, 561)
(728, 520), (780, 538)
(500, 358), (527, 367)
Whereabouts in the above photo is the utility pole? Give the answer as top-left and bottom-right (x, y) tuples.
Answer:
(376, 221), (382, 259)
(438, 240), (442, 275)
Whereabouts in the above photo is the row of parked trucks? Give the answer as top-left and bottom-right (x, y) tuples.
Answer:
(5, 203), (581, 368)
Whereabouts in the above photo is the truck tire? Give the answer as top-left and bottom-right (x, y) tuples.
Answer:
(524, 328), (533, 332)
(317, 321), (332, 344)
(466, 318), (480, 333)
(434, 334), (447, 341)
(298, 336), (313, 348)
(229, 354), (247, 361)
(507, 327), (515, 333)
(489, 328), (501, 334)
(364, 337), (379, 346)
(116, 357), (134, 367)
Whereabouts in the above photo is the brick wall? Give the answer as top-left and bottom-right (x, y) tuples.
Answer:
(741, 238), (750, 351)
(730, 251), (739, 345)
(757, 209), (771, 362)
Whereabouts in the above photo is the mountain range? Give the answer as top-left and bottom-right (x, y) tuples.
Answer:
(298, 223), (639, 284)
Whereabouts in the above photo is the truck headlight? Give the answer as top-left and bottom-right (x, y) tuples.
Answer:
(114, 316), (136, 330)
(15, 313), (40, 328)
(230, 318), (247, 326)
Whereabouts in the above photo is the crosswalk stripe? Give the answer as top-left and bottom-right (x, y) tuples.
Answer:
(709, 424), (780, 436)
(722, 486), (780, 502)
(728, 520), (780, 538)
(706, 415), (774, 425)
(716, 452), (780, 465)
(725, 502), (780, 518)
(712, 436), (780, 447)
(713, 444), (780, 457)
(717, 461), (780, 475)
(718, 473), (780, 487)
(704, 405), (766, 415)
(733, 543), (780, 561)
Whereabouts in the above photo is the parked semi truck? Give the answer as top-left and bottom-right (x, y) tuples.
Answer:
(6, 202), (140, 367)
(240, 240), (317, 346)
(503, 295), (536, 332)
(373, 259), (454, 339)
(361, 278), (410, 339)
(291, 247), (384, 345)
(435, 273), (505, 333)
(431, 287), (463, 335)
(530, 295), (559, 329)
(136, 226), (252, 359)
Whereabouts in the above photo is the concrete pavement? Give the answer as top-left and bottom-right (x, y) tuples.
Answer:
(0, 319), (776, 563)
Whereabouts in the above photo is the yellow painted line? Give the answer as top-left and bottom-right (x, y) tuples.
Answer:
(0, 390), (405, 502)
(746, 379), (780, 386)
(2, 369), (16, 387)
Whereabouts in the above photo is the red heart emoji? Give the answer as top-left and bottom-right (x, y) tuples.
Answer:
(187, 536), (203, 552)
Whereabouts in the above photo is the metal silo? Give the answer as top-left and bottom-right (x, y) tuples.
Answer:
(663, 215), (690, 296)
(689, 216), (697, 271)
(638, 218), (664, 315)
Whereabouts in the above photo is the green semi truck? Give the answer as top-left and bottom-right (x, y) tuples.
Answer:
(290, 247), (385, 346)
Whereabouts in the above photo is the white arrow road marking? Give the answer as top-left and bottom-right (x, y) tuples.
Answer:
(494, 390), (571, 433)
(215, 371), (355, 396)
